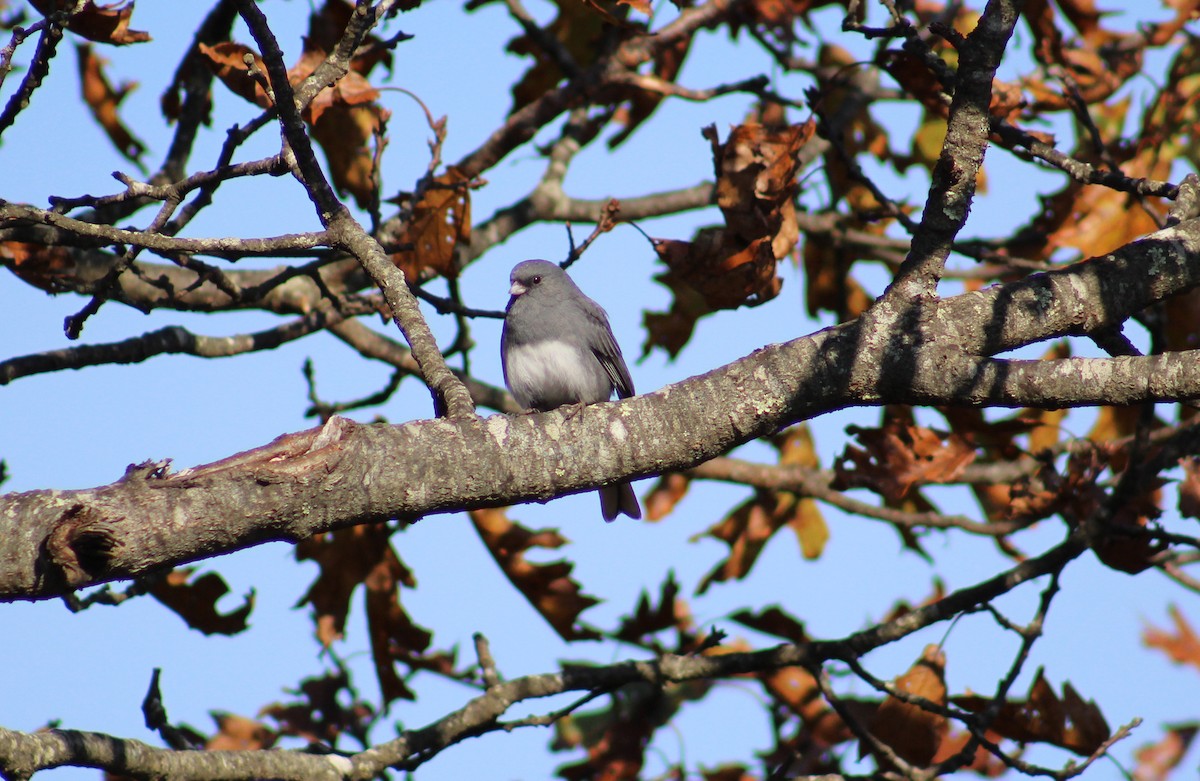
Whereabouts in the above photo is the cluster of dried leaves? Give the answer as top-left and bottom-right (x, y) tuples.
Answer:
(4, 0), (1200, 779)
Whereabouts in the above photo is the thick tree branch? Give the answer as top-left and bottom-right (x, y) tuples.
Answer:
(4, 214), (1200, 599)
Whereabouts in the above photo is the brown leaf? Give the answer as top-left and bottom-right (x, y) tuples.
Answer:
(643, 231), (782, 358)
(206, 713), (276, 751)
(0, 241), (77, 292)
(730, 606), (808, 644)
(642, 473), (691, 521)
(1144, 604), (1200, 672)
(1179, 458), (1200, 520)
(305, 0), (393, 76)
(364, 543), (431, 704)
(470, 509), (600, 641)
(615, 572), (688, 644)
(802, 230), (873, 320)
(30, 0), (150, 45)
(954, 668), (1111, 755)
(295, 525), (434, 704)
(148, 568), (254, 636)
(1133, 724), (1200, 781)
(391, 167), (472, 281)
(199, 42), (271, 108)
(931, 728), (1009, 776)
(554, 681), (667, 781)
(75, 44), (145, 162)
(260, 669), (376, 745)
(701, 766), (754, 781)
(695, 490), (798, 594)
(506, 0), (606, 112)
(834, 413), (976, 502)
(608, 31), (691, 147)
(706, 120), (814, 256)
(865, 645), (948, 768)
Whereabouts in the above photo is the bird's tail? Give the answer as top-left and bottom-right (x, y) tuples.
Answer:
(599, 481), (641, 522)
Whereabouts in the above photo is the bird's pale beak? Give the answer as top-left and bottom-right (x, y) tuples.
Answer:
(509, 281), (527, 296)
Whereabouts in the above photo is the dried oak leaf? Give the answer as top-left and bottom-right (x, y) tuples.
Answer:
(730, 605), (808, 644)
(291, 48), (388, 210)
(608, 30), (691, 147)
(642, 473), (691, 521)
(694, 489), (802, 594)
(834, 414), (976, 502)
(701, 766), (755, 781)
(148, 568), (254, 636)
(774, 424), (829, 559)
(802, 230), (873, 320)
(391, 167), (472, 281)
(1133, 723), (1200, 781)
(614, 571), (688, 645)
(30, 0), (150, 45)
(706, 120), (814, 257)
(954, 668), (1110, 756)
(76, 44), (146, 163)
(555, 687), (658, 781)
(1179, 458), (1200, 520)
(864, 644), (948, 768)
(931, 728), (1009, 776)
(364, 541), (435, 704)
(198, 42), (270, 107)
(1144, 604), (1200, 673)
(505, 0), (607, 112)
(470, 508), (600, 641)
(305, 0), (393, 76)
(643, 231), (781, 358)
(206, 712), (276, 751)
(261, 669), (376, 746)
(0, 241), (77, 291)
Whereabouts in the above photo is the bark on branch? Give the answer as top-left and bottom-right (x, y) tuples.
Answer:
(3, 217), (1200, 600)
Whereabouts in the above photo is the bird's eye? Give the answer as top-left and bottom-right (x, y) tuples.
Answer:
(531, 275), (542, 285)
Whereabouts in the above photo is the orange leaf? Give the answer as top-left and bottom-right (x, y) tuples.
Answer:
(30, 0), (150, 45)
(391, 168), (472, 281)
(75, 44), (145, 162)
(954, 668), (1111, 755)
(469, 508), (599, 641)
(0, 241), (77, 292)
(1133, 724), (1200, 781)
(1144, 604), (1200, 672)
(199, 41), (271, 108)
(206, 713), (276, 751)
(1180, 458), (1200, 520)
(865, 645), (948, 768)
(834, 413), (976, 502)
(148, 568), (254, 636)
(695, 491), (794, 594)
(615, 572), (690, 644)
(642, 473), (691, 521)
(706, 120), (814, 256)
(643, 231), (782, 358)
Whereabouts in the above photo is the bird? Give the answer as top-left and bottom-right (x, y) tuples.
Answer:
(501, 259), (641, 521)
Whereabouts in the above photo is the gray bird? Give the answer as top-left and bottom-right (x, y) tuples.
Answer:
(501, 259), (641, 521)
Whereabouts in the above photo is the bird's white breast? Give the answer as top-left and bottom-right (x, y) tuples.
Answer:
(505, 340), (612, 409)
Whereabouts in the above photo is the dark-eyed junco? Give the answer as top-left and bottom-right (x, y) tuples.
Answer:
(501, 259), (641, 521)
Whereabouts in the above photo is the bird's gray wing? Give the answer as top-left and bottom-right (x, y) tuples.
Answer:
(578, 297), (635, 399)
